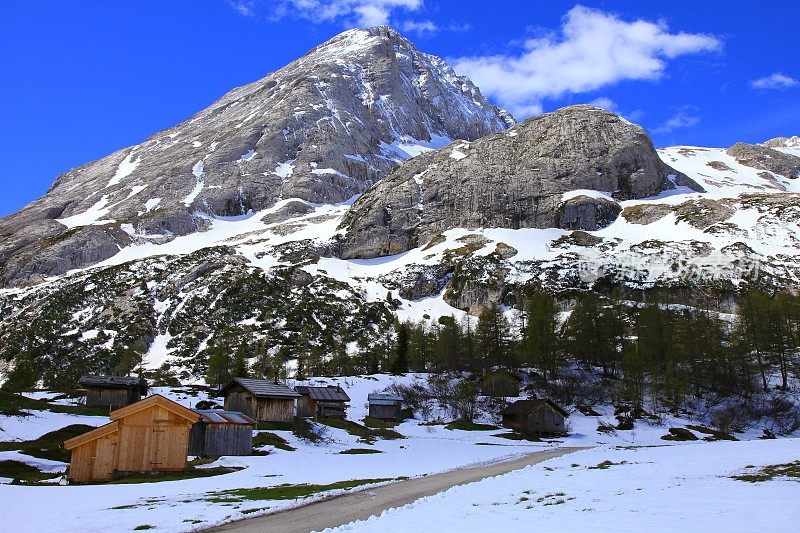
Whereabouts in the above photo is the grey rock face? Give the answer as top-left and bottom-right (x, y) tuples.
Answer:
(0, 26), (512, 287)
(339, 105), (697, 259)
(727, 142), (800, 180)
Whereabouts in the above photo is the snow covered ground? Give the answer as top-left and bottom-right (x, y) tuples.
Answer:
(0, 374), (798, 532)
(327, 439), (800, 533)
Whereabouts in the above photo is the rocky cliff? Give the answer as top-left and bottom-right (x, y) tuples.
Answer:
(338, 105), (699, 259)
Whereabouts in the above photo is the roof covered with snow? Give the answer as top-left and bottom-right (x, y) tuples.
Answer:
(367, 393), (403, 405)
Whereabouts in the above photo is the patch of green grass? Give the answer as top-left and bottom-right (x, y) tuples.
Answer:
(733, 461), (800, 483)
(0, 460), (55, 483)
(317, 418), (403, 444)
(257, 419), (322, 443)
(445, 420), (499, 431)
(363, 416), (400, 428)
(491, 432), (541, 442)
(109, 467), (239, 484)
(685, 424), (738, 441)
(0, 390), (105, 417)
(339, 448), (382, 455)
(0, 424), (95, 462)
(588, 460), (628, 470)
(661, 427), (699, 441)
(207, 478), (393, 503)
(253, 432), (296, 451)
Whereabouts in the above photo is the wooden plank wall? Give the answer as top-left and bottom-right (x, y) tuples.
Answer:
(255, 398), (294, 422)
(116, 405), (192, 472)
(68, 431), (119, 483)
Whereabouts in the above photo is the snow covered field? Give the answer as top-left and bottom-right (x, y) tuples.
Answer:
(328, 439), (800, 533)
(0, 374), (798, 532)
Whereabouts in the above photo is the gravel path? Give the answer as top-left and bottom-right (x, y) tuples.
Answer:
(207, 446), (587, 533)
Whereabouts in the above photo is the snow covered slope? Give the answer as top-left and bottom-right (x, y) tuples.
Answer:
(2, 124), (800, 380)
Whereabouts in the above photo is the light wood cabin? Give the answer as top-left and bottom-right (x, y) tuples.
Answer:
(221, 378), (300, 422)
(64, 395), (199, 483)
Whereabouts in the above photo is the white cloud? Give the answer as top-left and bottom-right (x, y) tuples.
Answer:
(652, 106), (699, 134)
(452, 5), (721, 118)
(274, 0), (423, 27)
(588, 97), (619, 113)
(751, 73), (798, 90)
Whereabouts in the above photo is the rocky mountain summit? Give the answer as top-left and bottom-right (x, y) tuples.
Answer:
(338, 105), (700, 259)
(0, 26), (511, 287)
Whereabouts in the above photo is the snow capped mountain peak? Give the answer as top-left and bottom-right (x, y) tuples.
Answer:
(0, 26), (512, 287)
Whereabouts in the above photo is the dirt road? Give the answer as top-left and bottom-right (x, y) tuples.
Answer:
(207, 446), (586, 533)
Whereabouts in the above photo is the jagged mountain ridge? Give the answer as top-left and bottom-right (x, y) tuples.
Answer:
(0, 26), (512, 287)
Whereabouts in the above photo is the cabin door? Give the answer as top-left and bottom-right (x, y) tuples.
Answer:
(149, 427), (167, 470)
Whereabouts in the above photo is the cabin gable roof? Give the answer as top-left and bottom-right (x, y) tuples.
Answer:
(109, 394), (199, 422)
(64, 421), (119, 450)
(499, 398), (568, 417)
(222, 378), (301, 399)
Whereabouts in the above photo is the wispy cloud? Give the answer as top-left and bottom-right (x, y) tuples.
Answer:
(652, 105), (700, 134)
(751, 73), (798, 90)
(400, 19), (438, 36)
(452, 5), (721, 119)
(227, 0), (256, 17)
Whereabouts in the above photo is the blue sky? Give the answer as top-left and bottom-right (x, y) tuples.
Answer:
(1, 1), (798, 217)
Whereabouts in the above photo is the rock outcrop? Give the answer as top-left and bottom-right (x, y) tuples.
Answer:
(338, 105), (698, 259)
(0, 26), (512, 286)
(727, 142), (800, 180)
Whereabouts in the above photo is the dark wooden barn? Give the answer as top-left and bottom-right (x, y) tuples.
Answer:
(221, 378), (300, 422)
(499, 398), (568, 436)
(367, 393), (403, 420)
(188, 410), (256, 457)
(295, 385), (350, 419)
(480, 369), (522, 397)
(79, 375), (148, 409)
(64, 394), (199, 483)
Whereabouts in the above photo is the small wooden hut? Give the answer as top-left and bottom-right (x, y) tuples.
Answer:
(480, 369), (521, 397)
(499, 398), (568, 436)
(295, 385), (350, 419)
(367, 393), (403, 420)
(79, 375), (148, 408)
(64, 394), (199, 483)
(188, 410), (256, 457)
(221, 378), (300, 422)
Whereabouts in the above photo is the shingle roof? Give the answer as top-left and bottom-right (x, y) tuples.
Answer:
(295, 386), (350, 402)
(193, 410), (257, 425)
(367, 393), (403, 405)
(79, 375), (147, 390)
(223, 377), (301, 399)
(499, 399), (568, 417)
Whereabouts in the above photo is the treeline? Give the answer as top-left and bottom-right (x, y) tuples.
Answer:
(203, 287), (800, 415)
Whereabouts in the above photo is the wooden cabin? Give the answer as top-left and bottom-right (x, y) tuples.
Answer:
(499, 398), (568, 436)
(79, 375), (148, 409)
(64, 394), (199, 483)
(188, 410), (256, 457)
(367, 393), (403, 420)
(221, 378), (300, 422)
(295, 385), (350, 419)
(480, 369), (521, 397)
